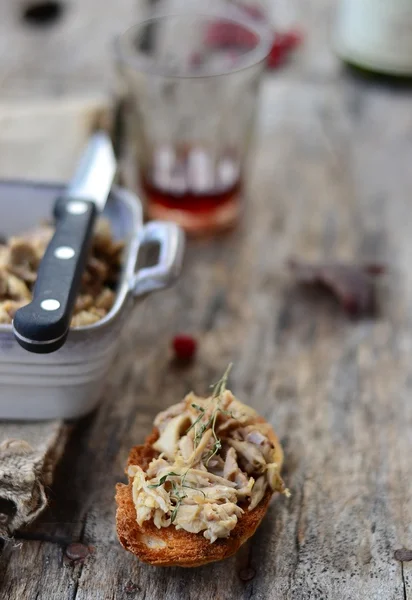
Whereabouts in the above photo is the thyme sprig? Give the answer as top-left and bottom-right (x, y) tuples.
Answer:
(186, 404), (205, 436)
(205, 439), (222, 467)
(148, 472), (180, 488)
(151, 365), (234, 523)
(210, 363), (232, 399)
(170, 482), (187, 523)
(169, 480), (207, 523)
(148, 470), (205, 522)
(187, 364), (234, 450)
(206, 363), (233, 460)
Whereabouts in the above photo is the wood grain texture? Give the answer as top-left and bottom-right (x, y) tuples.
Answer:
(0, 0), (142, 99)
(2, 0), (412, 598)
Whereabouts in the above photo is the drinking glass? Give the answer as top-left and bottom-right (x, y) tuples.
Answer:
(115, 4), (271, 234)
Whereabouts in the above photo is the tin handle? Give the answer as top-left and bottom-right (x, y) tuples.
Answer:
(132, 221), (185, 297)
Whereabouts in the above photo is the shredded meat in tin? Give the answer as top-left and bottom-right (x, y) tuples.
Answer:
(0, 219), (123, 327)
(129, 375), (288, 544)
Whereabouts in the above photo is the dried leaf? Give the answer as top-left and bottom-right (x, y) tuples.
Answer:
(288, 258), (386, 316)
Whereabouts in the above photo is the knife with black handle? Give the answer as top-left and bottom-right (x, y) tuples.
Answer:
(13, 132), (117, 353)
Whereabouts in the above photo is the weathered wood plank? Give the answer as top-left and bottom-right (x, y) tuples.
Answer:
(3, 77), (412, 599)
(2, 0), (412, 599)
(0, 0), (140, 98)
(0, 541), (81, 600)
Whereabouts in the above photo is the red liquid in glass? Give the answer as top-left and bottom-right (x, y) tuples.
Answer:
(142, 177), (241, 234)
(141, 147), (242, 234)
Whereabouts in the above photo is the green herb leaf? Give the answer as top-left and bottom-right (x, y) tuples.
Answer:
(148, 471), (181, 488)
(180, 467), (190, 488)
(186, 412), (205, 435)
(170, 491), (187, 523)
(193, 422), (208, 446)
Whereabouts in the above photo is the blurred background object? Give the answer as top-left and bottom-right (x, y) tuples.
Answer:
(21, 0), (65, 27)
(115, 3), (272, 235)
(335, 0), (412, 77)
(232, 0), (268, 21)
(0, 95), (111, 181)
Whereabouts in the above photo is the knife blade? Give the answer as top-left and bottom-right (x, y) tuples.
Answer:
(13, 131), (116, 354)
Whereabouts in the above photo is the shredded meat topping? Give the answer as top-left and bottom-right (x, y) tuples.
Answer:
(0, 219), (124, 327)
(129, 377), (288, 544)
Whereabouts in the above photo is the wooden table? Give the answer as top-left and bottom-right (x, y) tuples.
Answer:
(1, 1), (412, 599)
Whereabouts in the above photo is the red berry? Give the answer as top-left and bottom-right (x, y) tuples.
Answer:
(172, 335), (197, 362)
(266, 42), (287, 68)
(266, 29), (303, 70)
(282, 29), (304, 50)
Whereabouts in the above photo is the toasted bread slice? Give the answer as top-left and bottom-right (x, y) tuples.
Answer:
(116, 419), (284, 567)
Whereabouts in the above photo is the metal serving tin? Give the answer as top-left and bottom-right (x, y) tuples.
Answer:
(0, 181), (185, 420)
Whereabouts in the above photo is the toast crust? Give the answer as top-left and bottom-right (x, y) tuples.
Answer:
(116, 422), (283, 567)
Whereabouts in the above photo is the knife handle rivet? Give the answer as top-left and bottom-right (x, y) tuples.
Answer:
(40, 299), (61, 311)
(67, 201), (88, 215)
(54, 246), (75, 260)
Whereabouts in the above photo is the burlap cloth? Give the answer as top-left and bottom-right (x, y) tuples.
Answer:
(0, 423), (70, 538)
